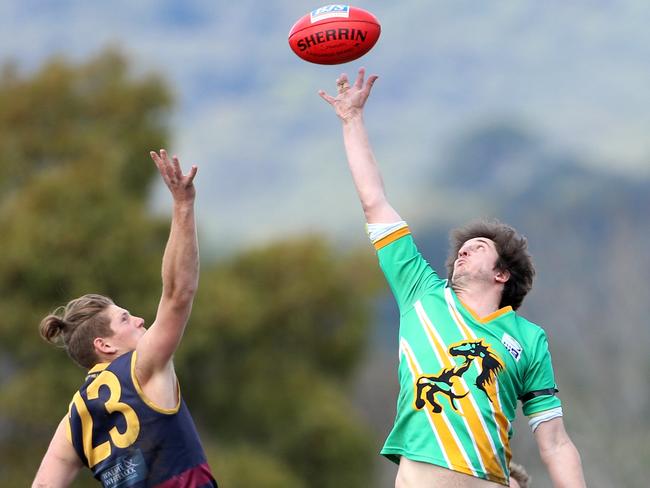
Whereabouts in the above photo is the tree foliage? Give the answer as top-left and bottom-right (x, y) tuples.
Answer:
(0, 50), (380, 486)
(182, 239), (380, 487)
(0, 48), (172, 485)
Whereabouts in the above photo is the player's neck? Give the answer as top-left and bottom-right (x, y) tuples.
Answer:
(453, 282), (503, 318)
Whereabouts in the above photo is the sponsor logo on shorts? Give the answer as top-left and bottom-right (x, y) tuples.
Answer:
(501, 333), (523, 362)
(310, 5), (350, 23)
(100, 449), (147, 488)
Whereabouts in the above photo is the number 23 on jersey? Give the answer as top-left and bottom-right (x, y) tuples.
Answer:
(67, 371), (140, 468)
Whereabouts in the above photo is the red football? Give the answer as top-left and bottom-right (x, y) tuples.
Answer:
(288, 5), (381, 65)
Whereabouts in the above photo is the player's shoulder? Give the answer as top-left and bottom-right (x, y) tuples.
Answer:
(505, 313), (554, 367)
(511, 312), (548, 341)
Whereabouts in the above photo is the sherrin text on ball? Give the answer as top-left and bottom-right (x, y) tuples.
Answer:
(288, 4), (381, 65)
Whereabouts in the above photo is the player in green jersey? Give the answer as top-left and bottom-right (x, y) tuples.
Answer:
(319, 69), (586, 487)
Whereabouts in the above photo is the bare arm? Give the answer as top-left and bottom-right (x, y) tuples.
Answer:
(32, 417), (82, 488)
(534, 417), (586, 487)
(319, 68), (401, 224)
(136, 150), (199, 385)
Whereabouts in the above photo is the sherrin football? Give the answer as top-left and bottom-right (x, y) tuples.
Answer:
(288, 4), (381, 65)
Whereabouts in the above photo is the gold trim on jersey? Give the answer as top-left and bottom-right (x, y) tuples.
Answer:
(445, 288), (512, 475)
(130, 351), (181, 414)
(460, 300), (513, 324)
(414, 301), (508, 482)
(87, 362), (110, 376)
(373, 226), (411, 250)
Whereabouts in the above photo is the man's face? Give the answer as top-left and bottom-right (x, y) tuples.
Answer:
(451, 237), (501, 285)
(104, 304), (146, 353)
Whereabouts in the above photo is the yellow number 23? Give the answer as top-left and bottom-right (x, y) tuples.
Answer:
(68, 371), (141, 468)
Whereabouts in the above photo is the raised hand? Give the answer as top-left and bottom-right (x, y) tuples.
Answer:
(318, 67), (379, 122)
(150, 149), (198, 203)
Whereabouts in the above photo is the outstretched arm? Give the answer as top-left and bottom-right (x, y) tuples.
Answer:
(32, 417), (82, 488)
(136, 150), (199, 388)
(534, 417), (586, 487)
(319, 68), (401, 224)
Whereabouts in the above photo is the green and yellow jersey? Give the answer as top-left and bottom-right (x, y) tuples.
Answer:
(369, 222), (562, 486)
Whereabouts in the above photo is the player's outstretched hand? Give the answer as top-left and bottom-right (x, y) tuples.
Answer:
(150, 149), (197, 204)
(319, 67), (378, 122)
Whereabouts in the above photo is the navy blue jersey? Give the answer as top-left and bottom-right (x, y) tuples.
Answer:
(67, 351), (217, 488)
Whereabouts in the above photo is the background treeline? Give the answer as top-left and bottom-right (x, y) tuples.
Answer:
(1, 51), (649, 488)
(0, 52), (381, 487)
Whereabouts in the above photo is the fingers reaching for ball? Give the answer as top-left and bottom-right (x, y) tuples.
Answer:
(336, 74), (350, 93)
(150, 149), (198, 203)
(318, 67), (379, 112)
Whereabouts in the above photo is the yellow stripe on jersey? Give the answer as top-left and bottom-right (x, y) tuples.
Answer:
(401, 339), (477, 478)
(480, 382), (512, 476)
(444, 289), (512, 473)
(415, 302), (507, 481)
(373, 226), (411, 250)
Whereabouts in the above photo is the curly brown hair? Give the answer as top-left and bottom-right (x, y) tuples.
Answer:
(445, 219), (535, 310)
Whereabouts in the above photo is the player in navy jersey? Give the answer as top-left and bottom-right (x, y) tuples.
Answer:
(33, 150), (217, 488)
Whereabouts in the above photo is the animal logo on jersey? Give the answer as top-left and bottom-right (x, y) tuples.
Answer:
(414, 339), (504, 414)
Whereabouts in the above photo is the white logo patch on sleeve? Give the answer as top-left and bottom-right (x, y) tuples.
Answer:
(501, 332), (523, 362)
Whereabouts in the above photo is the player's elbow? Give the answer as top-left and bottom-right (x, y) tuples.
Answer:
(32, 480), (57, 488)
(164, 284), (198, 307)
(539, 435), (579, 466)
(361, 195), (391, 219)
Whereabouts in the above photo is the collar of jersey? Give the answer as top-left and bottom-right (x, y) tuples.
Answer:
(460, 300), (513, 324)
(87, 362), (110, 375)
(445, 279), (514, 323)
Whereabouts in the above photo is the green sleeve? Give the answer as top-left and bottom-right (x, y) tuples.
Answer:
(521, 330), (562, 416)
(375, 230), (443, 313)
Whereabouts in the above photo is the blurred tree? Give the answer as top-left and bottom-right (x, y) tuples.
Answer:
(0, 49), (171, 486)
(0, 50), (380, 487)
(182, 239), (380, 488)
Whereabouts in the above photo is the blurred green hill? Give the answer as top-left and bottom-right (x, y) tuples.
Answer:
(123, 1), (650, 253)
(4, 1), (650, 253)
